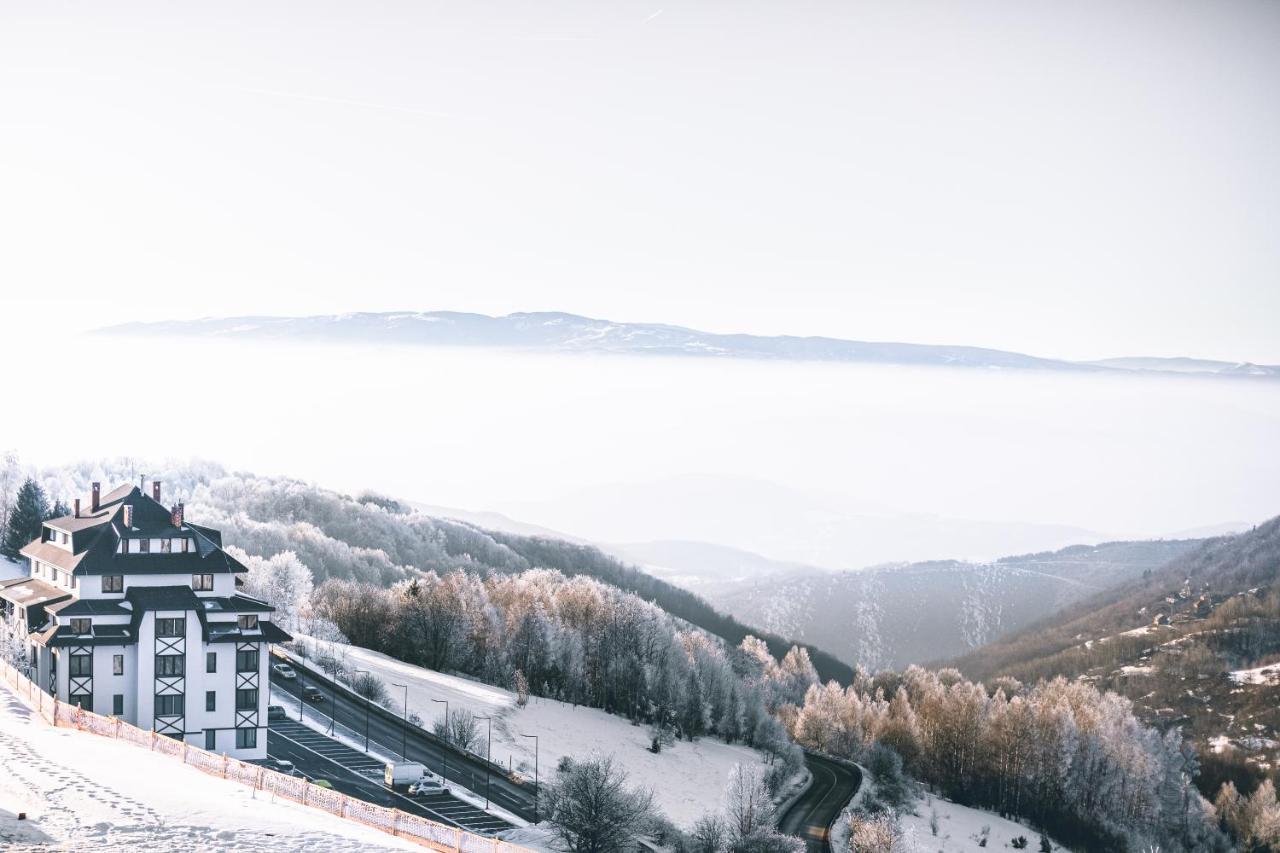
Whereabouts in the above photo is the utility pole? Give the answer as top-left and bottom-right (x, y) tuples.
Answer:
(521, 733), (539, 823)
(476, 714), (493, 809)
(432, 698), (449, 787)
(392, 682), (408, 761)
(355, 669), (371, 752)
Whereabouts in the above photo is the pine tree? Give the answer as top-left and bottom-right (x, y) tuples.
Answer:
(1, 478), (48, 559)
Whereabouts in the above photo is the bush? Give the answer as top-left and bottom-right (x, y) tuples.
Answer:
(350, 671), (387, 703)
(1011, 836), (1028, 849)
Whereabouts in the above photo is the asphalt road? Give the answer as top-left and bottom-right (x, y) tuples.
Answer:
(269, 658), (537, 823)
(777, 752), (862, 852)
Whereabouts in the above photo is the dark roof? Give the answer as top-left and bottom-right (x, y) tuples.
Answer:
(200, 594), (275, 614)
(37, 623), (136, 648)
(21, 485), (247, 577)
(207, 621), (292, 644)
(47, 598), (130, 616)
(125, 584), (204, 612)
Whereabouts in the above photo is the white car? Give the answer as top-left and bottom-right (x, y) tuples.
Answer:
(272, 663), (298, 679)
(408, 775), (447, 796)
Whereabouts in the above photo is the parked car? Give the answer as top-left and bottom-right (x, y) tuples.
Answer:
(303, 686), (325, 702)
(272, 663), (297, 679)
(266, 758), (296, 775)
(408, 775), (447, 797)
(267, 704), (287, 720)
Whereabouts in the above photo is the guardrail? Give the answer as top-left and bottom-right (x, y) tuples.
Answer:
(0, 658), (528, 853)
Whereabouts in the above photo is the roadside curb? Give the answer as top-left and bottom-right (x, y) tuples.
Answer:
(773, 764), (814, 827)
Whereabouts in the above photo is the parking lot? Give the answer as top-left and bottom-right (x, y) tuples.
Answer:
(266, 717), (513, 836)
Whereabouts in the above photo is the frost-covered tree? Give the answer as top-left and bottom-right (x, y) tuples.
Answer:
(229, 547), (314, 632)
(544, 756), (654, 853)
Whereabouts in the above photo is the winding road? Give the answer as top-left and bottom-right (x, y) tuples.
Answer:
(777, 752), (861, 852)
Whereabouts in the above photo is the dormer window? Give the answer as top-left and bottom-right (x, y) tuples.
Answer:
(237, 615), (259, 631)
(69, 618), (91, 635)
(160, 538), (172, 553)
(139, 538), (150, 554)
(60, 532), (68, 545)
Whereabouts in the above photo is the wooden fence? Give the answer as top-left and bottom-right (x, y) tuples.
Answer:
(0, 658), (528, 853)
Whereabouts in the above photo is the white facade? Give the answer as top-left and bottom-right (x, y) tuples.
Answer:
(2, 482), (287, 760)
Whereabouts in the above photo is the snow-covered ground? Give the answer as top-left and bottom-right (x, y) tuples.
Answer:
(0, 686), (424, 852)
(298, 638), (773, 826)
(1230, 663), (1280, 685)
(0, 556), (26, 582)
(898, 795), (1067, 853)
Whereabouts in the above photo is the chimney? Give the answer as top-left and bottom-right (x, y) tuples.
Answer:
(140, 474), (146, 491)
(152, 480), (161, 502)
(171, 502), (184, 528)
(123, 505), (134, 528)
(73, 498), (81, 518)
(91, 482), (100, 512)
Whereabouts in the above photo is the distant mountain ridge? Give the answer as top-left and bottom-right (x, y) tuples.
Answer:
(702, 538), (1207, 671)
(96, 311), (1280, 378)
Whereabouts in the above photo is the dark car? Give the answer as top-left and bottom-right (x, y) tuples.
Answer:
(267, 704), (287, 720)
(303, 686), (325, 702)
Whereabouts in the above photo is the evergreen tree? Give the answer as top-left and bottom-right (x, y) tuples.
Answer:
(49, 499), (70, 520)
(1, 478), (48, 559)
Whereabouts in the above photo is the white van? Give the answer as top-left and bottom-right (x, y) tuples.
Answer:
(384, 762), (447, 795)
(385, 762), (429, 787)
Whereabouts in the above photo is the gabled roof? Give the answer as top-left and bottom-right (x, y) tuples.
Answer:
(0, 576), (71, 609)
(20, 484), (246, 577)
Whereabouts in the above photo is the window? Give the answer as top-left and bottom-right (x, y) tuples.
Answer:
(155, 618), (185, 637)
(206, 690), (216, 712)
(60, 532), (68, 545)
(69, 654), (92, 677)
(160, 538), (172, 553)
(155, 694), (184, 717)
(236, 648), (259, 673)
(206, 651), (217, 673)
(155, 654), (184, 676)
(192, 574), (214, 592)
(112, 694), (124, 715)
(102, 575), (123, 593)
(237, 615), (259, 630)
(236, 728), (257, 749)
(204, 729), (216, 750)
(177, 538), (189, 553)
(70, 693), (92, 709)
(112, 654), (124, 676)
(235, 688), (258, 711)
(139, 538), (150, 554)
(69, 618), (91, 635)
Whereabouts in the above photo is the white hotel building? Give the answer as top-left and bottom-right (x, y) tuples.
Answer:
(0, 481), (290, 759)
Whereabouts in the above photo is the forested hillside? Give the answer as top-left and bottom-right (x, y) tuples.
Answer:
(708, 538), (1202, 671)
(950, 516), (1280, 820)
(19, 457), (851, 682)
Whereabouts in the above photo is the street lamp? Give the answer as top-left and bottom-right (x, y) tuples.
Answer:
(355, 669), (371, 752)
(391, 682), (408, 760)
(521, 733), (539, 823)
(432, 698), (449, 787)
(476, 714), (493, 809)
(325, 661), (337, 735)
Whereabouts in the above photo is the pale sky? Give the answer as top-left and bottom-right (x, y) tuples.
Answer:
(2, 0), (1278, 362)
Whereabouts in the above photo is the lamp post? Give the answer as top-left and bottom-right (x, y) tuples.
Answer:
(392, 682), (408, 761)
(355, 669), (371, 752)
(432, 698), (449, 787)
(297, 667), (305, 722)
(521, 733), (539, 823)
(325, 661), (337, 735)
(476, 714), (493, 809)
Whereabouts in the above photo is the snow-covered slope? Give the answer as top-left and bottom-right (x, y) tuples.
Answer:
(307, 638), (772, 827)
(0, 688), (422, 852)
(899, 795), (1068, 852)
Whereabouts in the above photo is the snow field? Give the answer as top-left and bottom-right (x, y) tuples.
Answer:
(302, 637), (774, 826)
(0, 685), (428, 852)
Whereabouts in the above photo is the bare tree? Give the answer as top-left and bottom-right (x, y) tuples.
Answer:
(544, 756), (654, 853)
